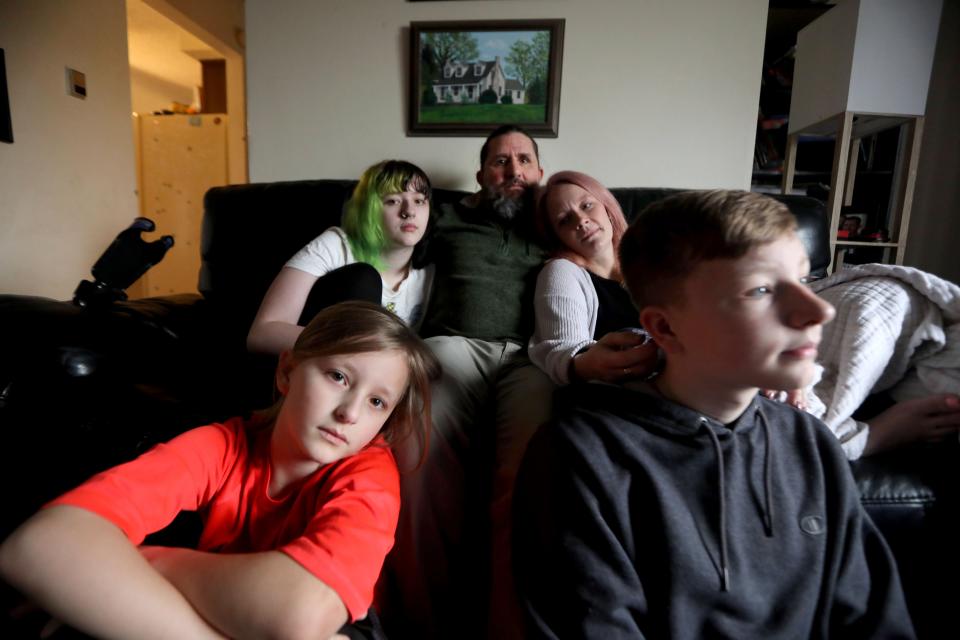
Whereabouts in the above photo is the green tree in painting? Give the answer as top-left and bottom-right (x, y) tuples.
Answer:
(529, 32), (552, 104)
(531, 32), (550, 69)
(506, 31), (551, 104)
(422, 86), (437, 106)
(506, 41), (536, 92)
(479, 88), (498, 104)
(420, 32), (479, 108)
(526, 76), (546, 105)
(422, 32), (480, 74)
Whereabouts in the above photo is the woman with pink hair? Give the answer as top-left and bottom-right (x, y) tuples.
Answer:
(528, 171), (658, 384)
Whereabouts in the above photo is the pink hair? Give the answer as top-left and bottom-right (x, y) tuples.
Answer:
(534, 170), (629, 271)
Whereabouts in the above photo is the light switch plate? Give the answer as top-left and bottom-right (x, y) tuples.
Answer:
(66, 67), (86, 99)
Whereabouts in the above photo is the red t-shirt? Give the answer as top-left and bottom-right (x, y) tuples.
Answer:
(49, 416), (400, 621)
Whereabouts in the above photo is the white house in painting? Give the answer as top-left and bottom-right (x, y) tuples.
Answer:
(432, 56), (525, 104)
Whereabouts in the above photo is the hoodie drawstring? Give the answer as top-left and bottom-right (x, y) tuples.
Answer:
(759, 406), (775, 537)
(701, 423), (730, 592)
(701, 405), (776, 593)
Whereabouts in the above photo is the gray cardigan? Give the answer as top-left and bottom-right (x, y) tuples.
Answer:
(528, 258), (599, 385)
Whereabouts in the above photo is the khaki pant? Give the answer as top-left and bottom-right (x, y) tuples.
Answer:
(384, 336), (554, 639)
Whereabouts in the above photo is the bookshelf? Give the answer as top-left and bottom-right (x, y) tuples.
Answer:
(751, 4), (833, 196)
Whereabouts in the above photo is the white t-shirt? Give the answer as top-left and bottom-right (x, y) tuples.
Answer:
(285, 226), (434, 329)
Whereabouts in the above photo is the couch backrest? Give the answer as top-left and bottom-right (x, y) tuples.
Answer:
(610, 188), (832, 278)
(200, 180), (830, 339)
(199, 180), (468, 337)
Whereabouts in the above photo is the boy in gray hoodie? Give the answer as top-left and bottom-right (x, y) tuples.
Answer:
(513, 190), (915, 639)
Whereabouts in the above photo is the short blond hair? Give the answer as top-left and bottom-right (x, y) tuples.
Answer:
(620, 190), (796, 309)
(262, 301), (440, 465)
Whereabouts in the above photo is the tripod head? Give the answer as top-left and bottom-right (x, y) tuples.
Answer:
(73, 217), (174, 308)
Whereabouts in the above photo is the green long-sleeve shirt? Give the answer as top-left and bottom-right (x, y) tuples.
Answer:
(421, 199), (547, 344)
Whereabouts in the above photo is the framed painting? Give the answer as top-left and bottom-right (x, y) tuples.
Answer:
(408, 19), (564, 137)
(0, 49), (12, 144)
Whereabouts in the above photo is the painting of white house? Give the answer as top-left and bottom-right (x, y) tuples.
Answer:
(412, 21), (563, 134)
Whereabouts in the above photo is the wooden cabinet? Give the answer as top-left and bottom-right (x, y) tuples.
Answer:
(130, 113), (229, 296)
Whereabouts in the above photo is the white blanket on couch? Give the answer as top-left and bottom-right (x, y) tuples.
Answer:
(804, 264), (960, 459)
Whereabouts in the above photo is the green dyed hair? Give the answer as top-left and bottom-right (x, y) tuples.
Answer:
(342, 160), (432, 270)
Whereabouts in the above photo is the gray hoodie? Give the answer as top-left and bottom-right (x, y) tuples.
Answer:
(514, 383), (915, 639)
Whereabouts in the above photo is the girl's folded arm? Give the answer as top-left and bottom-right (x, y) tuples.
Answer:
(142, 545), (348, 640)
(0, 506), (226, 639)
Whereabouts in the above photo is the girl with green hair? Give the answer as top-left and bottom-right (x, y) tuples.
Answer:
(248, 160), (435, 355)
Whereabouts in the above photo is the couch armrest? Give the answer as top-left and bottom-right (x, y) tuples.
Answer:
(0, 292), (205, 387)
(851, 441), (960, 639)
(1, 291), (276, 427)
(0, 292), (249, 433)
(0, 292), (236, 535)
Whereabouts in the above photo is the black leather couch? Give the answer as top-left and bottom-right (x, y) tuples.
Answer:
(1, 180), (956, 637)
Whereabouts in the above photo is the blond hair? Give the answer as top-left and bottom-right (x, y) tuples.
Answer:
(620, 190), (796, 309)
(262, 301), (440, 464)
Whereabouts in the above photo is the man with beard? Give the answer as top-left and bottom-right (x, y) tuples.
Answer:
(385, 125), (553, 639)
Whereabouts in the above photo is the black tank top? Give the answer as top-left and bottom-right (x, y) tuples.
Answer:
(589, 271), (638, 339)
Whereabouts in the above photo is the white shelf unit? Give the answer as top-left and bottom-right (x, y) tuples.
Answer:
(782, 0), (941, 272)
(780, 112), (924, 270)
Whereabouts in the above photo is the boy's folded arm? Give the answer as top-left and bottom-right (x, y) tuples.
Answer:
(142, 544), (348, 640)
(0, 506), (226, 639)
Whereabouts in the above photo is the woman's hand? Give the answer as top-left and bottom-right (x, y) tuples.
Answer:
(864, 393), (960, 455)
(761, 388), (807, 411)
(571, 331), (659, 384)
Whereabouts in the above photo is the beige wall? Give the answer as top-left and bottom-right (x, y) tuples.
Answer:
(0, 0), (139, 299)
(129, 65), (196, 115)
(127, 0), (205, 116)
(149, 0), (245, 56)
(904, 0), (960, 283)
(245, 0), (769, 191)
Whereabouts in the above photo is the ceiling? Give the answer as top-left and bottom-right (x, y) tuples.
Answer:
(126, 0), (221, 90)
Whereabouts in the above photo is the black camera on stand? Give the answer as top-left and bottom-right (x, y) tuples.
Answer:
(73, 217), (174, 308)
